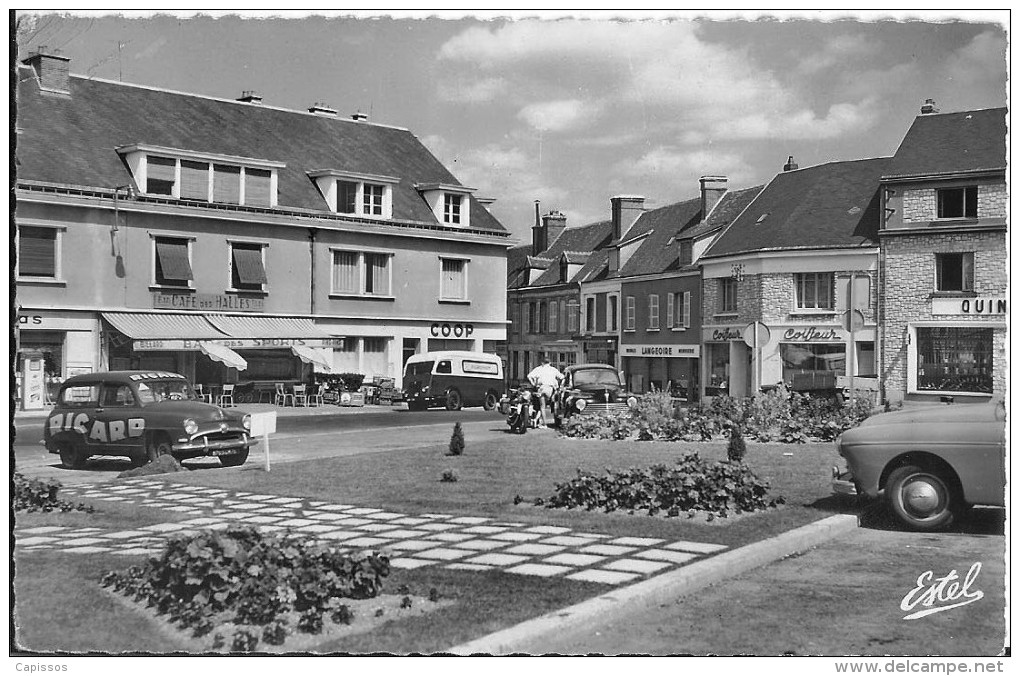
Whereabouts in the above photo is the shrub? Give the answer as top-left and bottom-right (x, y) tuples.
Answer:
(560, 411), (635, 440)
(336, 373), (366, 391)
(727, 425), (747, 462)
(447, 422), (465, 456)
(440, 468), (459, 483)
(544, 452), (783, 517)
(101, 526), (390, 650)
(13, 473), (94, 513)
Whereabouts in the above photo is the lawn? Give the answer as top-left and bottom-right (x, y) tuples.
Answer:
(13, 434), (853, 654)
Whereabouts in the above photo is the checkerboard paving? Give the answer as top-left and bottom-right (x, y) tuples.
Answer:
(16, 479), (730, 586)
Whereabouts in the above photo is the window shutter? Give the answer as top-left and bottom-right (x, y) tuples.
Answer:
(148, 156), (176, 181)
(666, 293), (675, 328)
(962, 254), (974, 292)
(213, 165), (241, 203)
(549, 301), (558, 334)
(19, 227), (56, 277)
(155, 238), (193, 281)
(180, 160), (209, 200)
(245, 168), (272, 207)
(232, 244), (267, 285)
(441, 259), (464, 299)
(683, 291), (691, 328)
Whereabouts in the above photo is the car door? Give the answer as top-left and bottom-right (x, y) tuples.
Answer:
(93, 381), (146, 457)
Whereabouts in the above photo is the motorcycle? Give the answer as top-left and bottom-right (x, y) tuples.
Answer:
(503, 386), (543, 434)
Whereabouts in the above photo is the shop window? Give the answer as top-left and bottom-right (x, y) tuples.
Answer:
(719, 278), (738, 313)
(648, 294), (659, 330)
(18, 331), (64, 378)
(18, 226), (60, 279)
(916, 326), (993, 393)
(795, 272), (834, 310)
(706, 343), (730, 396)
(625, 296), (636, 330)
(781, 343), (846, 386)
(230, 242), (268, 292)
(936, 186), (978, 219)
(585, 298), (595, 332)
(935, 252), (974, 292)
(153, 236), (194, 288)
(440, 258), (468, 301)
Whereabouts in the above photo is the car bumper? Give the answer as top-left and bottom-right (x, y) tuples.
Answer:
(831, 467), (859, 496)
(173, 434), (257, 454)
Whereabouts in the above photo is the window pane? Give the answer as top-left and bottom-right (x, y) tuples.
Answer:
(364, 253), (390, 295)
(19, 227), (57, 277)
(364, 184), (384, 215)
(781, 343), (846, 385)
(213, 164), (241, 203)
(917, 327), (993, 393)
(444, 194), (462, 224)
(338, 181), (357, 214)
(936, 253), (966, 291)
(333, 251), (359, 293)
(245, 168), (272, 207)
(147, 156), (176, 195)
(180, 160), (209, 200)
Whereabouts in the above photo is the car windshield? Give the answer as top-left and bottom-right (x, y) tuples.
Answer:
(404, 361), (435, 377)
(136, 378), (195, 404)
(572, 369), (622, 387)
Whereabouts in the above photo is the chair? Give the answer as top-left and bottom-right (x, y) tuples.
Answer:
(274, 383), (293, 407)
(218, 384), (235, 408)
(308, 384), (323, 407)
(292, 384), (308, 407)
(194, 384), (213, 404)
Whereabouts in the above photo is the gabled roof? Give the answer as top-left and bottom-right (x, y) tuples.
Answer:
(561, 251), (590, 265)
(526, 256), (554, 269)
(703, 157), (889, 259)
(575, 249), (610, 283)
(883, 107), (1007, 180)
(511, 220), (614, 288)
(15, 66), (506, 233)
(616, 196), (702, 277)
(682, 185), (765, 241)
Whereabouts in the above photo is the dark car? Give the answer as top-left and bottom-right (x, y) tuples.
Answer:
(551, 363), (638, 426)
(44, 370), (257, 469)
(832, 401), (1006, 530)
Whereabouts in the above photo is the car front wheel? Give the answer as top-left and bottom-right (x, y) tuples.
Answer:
(219, 448), (249, 467)
(445, 389), (462, 411)
(146, 435), (174, 464)
(57, 440), (88, 470)
(483, 392), (498, 411)
(886, 464), (958, 531)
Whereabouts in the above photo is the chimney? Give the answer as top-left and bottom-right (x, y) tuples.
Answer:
(611, 195), (645, 240)
(699, 176), (727, 218)
(351, 112), (368, 121)
(531, 201), (543, 254)
(237, 90), (263, 104)
(543, 211), (567, 249)
(920, 98), (939, 115)
(308, 102), (338, 116)
(22, 47), (71, 95)
(783, 155), (799, 172)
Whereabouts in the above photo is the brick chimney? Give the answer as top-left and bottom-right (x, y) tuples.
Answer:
(700, 176), (727, 218)
(920, 98), (939, 115)
(611, 195), (645, 240)
(237, 90), (263, 104)
(308, 102), (338, 116)
(531, 201), (544, 254)
(543, 211), (567, 249)
(783, 155), (799, 172)
(22, 48), (70, 95)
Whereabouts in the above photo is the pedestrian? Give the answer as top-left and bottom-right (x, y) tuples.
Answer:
(527, 358), (564, 426)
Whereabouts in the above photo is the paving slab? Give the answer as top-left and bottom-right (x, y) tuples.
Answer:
(490, 532), (543, 542)
(602, 558), (673, 575)
(448, 516), (491, 525)
(414, 547), (473, 561)
(446, 563), (495, 572)
(635, 549), (700, 564)
(460, 525), (510, 535)
(389, 558), (436, 569)
(452, 539), (510, 551)
(543, 553), (606, 567)
(578, 544), (637, 556)
(465, 553), (530, 567)
(503, 543), (566, 556)
(522, 526), (572, 535)
(539, 535), (599, 547)
(505, 563), (572, 577)
(565, 570), (641, 585)
(607, 536), (664, 547)
(663, 540), (728, 554)
(386, 540), (443, 552)
(344, 536), (393, 548)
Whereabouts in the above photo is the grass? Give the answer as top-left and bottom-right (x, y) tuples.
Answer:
(13, 434), (850, 653)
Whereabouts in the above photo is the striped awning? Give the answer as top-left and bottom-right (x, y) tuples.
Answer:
(199, 341), (248, 371)
(205, 315), (334, 339)
(102, 312), (228, 339)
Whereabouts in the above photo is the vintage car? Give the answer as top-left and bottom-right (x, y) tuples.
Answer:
(44, 371), (257, 469)
(832, 401), (1006, 531)
(552, 363), (639, 426)
(402, 351), (505, 411)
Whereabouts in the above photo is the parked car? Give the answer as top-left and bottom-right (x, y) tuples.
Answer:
(402, 351), (505, 411)
(832, 401), (1006, 530)
(551, 363), (638, 427)
(44, 370), (257, 469)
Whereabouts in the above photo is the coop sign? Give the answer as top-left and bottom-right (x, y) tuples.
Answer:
(782, 326), (842, 342)
(931, 297), (1007, 317)
(430, 322), (474, 338)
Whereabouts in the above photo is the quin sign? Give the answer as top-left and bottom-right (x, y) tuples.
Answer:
(430, 322), (474, 338)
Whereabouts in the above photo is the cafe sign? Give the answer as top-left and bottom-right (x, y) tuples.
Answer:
(134, 338), (345, 351)
(621, 344), (700, 358)
(931, 297), (1007, 317)
(153, 293), (264, 312)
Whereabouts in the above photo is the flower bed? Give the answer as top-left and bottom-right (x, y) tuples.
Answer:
(14, 473), (94, 514)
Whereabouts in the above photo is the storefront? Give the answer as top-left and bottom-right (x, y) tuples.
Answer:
(16, 309), (101, 407)
(620, 343), (700, 399)
(582, 337), (618, 368)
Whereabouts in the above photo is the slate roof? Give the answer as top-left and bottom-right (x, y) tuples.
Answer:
(526, 256), (554, 269)
(15, 66), (506, 233)
(883, 107), (1007, 179)
(508, 220), (614, 289)
(703, 157), (890, 259)
(616, 196), (702, 277)
(682, 185), (764, 241)
(561, 251), (590, 265)
(575, 249), (610, 283)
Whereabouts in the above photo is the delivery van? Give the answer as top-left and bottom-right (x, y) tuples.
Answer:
(402, 351), (505, 411)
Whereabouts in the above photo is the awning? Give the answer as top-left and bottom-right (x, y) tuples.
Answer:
(102, 312), (228, 339)
(232, 246), (268, 285)
(205, 315), (335, 339)
(154, 239), (194, 281)
(199, 341), (248, 371)
(291, 345), (333, 373)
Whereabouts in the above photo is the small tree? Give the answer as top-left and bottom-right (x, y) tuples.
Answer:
(727, 424), (747, 463)
(448, 422), (465, 456)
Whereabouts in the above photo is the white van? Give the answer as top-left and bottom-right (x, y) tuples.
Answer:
(402, 351), (505, 411)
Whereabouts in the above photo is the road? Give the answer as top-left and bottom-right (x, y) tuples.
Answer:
(13, 407), (506, 485)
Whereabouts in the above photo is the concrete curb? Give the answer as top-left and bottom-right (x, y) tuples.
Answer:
(447, 513), (860, 655)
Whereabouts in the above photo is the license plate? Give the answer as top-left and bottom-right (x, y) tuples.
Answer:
(210, 449), (238, 457)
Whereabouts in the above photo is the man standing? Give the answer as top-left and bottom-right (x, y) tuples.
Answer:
(527, 358), (564, 426)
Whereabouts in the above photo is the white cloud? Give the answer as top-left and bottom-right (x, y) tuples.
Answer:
(437, 76), (507, 103)
(944, 30), (1007, 90)
(620, 146), (749, 181)
(517, 99), (596, 132)
(714, 101), (877, 141)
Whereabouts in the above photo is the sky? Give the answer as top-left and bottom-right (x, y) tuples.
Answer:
(14, 10), (1008, 245)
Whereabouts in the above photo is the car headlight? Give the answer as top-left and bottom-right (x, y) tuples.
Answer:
(183, 418), (199, 435)
(242, 414), (252, 431)
(575, 398), (587, 411)
(626, 396), (638, 408)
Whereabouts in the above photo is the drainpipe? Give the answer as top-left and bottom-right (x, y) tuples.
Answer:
(308, 228), (319, 316)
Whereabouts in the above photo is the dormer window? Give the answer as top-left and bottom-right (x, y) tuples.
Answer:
(117, 144), (283, 207)
(417, 183), (475, 228)
(310, 170), (397, 219)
